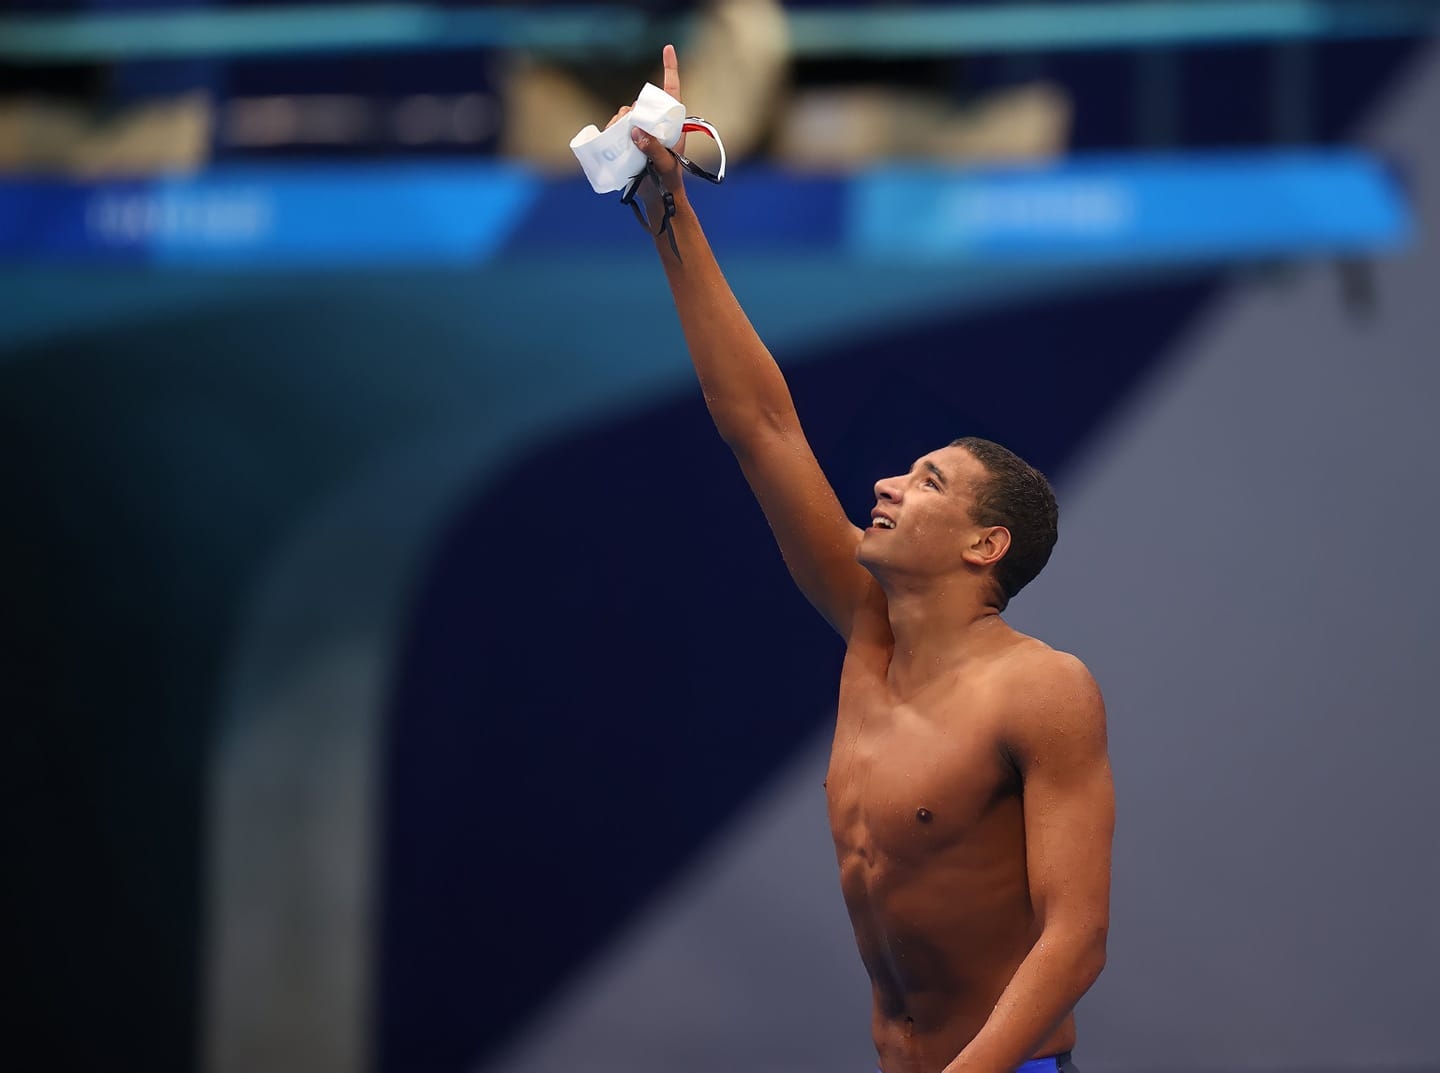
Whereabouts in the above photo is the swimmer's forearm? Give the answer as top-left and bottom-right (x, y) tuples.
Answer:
(651, 196), (801, 444)
(942, 928), (1106, 1073)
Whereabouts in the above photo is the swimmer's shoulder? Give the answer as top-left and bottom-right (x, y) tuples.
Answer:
(985, 630), (1106, 730)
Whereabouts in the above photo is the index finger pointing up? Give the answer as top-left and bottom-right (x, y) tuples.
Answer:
(662, 43), (681, 101)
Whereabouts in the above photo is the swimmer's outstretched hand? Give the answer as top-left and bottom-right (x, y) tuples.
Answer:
(604, 44), (689, 221)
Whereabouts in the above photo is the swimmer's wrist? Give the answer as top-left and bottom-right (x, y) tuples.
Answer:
(668, 188), (694, 217)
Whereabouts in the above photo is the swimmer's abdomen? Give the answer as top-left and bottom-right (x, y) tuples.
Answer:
(839, 795), (1036, 1020)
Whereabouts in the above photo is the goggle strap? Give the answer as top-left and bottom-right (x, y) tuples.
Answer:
(617, 118), (727, 261)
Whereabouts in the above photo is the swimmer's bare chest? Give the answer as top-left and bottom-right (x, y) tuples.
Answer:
(824, 630), (1045, 1060)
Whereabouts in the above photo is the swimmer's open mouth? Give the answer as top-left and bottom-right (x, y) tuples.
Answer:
(871, 512), (896, 530)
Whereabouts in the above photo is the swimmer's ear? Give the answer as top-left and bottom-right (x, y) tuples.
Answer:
(962, 525), (1011, 568)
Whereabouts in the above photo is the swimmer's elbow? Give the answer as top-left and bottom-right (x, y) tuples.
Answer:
(1085, 936), (1108, 982)
(716, 404), (801, 451)
(1076, 924), (1108, 986)
(1043, 919), (1108, 984)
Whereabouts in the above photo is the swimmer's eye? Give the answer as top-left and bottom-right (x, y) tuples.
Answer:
(922, 478), (939, 490)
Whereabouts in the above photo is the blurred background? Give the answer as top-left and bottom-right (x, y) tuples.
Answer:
(2, 2), (1438, 1073)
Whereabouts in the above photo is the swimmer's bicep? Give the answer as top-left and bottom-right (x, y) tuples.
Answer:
(1009, 656), (1114, 936)
(730, 428), (877, 638)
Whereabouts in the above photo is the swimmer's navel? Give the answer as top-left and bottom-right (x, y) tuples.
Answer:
(916, 807), (933, 824)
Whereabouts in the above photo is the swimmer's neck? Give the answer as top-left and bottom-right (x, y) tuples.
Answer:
(878, 581), (1006, 691)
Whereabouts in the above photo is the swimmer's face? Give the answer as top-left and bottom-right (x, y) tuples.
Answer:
(858, 445), (1012, 585)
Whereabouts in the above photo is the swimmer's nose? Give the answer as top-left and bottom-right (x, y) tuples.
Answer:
(874, 474), (902, 503)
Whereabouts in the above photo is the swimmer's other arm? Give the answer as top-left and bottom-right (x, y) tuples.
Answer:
(631, 48), (876, 640)
(945, 653), (1115, 1073)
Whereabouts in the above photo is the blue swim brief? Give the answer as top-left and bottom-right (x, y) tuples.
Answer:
(881, 1054), (1077, 1073)
(1018, 1054), (1078, 1073)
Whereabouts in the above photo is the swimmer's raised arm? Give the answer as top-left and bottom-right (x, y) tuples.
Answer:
(621, 45), (877, 639)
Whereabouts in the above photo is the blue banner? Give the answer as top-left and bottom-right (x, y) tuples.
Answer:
(0, 164), (539, 266)
(0, 152), (1410, 267)
(848, 151), (1410, 263)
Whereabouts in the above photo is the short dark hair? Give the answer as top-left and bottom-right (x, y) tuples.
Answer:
(950, 437), (1058, 611)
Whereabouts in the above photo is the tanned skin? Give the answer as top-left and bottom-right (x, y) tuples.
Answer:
(608, 47), (1115, 1073)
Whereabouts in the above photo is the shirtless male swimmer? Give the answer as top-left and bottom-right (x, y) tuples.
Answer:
(605, 46), (1115, 1073)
